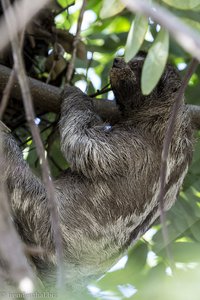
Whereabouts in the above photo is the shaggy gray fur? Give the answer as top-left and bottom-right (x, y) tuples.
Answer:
(0, 54), (193, 291)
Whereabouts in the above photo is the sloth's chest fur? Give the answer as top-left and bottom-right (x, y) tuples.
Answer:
(55, 159), (189, 289)
(82, 160), (188, 258)
(34, 121), (193, 287)
(56, 140), (191, 287)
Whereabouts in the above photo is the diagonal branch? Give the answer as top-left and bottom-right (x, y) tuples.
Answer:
(2, 0), (64, 288)
(0, 130), (35, 292)
(0, 63), (120, 121)
(66, 0), (87, 83)
(158, 59), (199, 265)
(0, 68), (15, 119)
(0, 31), (25, 119)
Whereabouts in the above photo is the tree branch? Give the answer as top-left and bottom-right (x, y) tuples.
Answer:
(0, 63), (120, 121)
(2, 0), (64, 288)
(160, 59), (198, 266)
(0, 31), (24, 119)
(0, 181), (35, 293)
(0, 123), (34, 292)
(0, 64), (61, 113)
(0, 64), (200, 127)
(66, 0), (87, 83)
(0, 68), (15, 119)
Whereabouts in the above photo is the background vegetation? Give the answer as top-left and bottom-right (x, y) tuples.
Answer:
(1, 0), (200, 299)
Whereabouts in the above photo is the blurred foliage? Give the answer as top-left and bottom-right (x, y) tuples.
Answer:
(1, 0), (200, 299)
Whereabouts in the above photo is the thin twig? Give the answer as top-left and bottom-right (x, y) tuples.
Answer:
(89, 86), (112, 98)
(158, 59), (199, 266)
(2, 0), (64, 288)
(0, 68), (15, 119)
(66, 0), (87, 83)
(46, 60), (57, 84)
(0, 183), (34, 294)
(54, 1), (75, 17)
(0, 31), (25, 120)
(0, 129), (34, 291)
(122, 0), (200, 266)
(46, 43), (64, 84)
(20, 121), (56, 147)
(86, 52), (93, 83)
(121, 0), (200, 61)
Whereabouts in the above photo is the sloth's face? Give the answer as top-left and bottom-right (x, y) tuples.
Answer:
(110, 52), (181, 113)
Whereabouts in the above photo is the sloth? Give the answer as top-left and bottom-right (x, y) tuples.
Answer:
(0, 53), (193, 291)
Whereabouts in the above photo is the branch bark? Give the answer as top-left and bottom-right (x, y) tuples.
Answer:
(2, 0), (64, 288)
(0, 63), (120, 120)
(66, 0), (87, 83)
(0, 123), (34, 292)
(0, 63), (200, 128)
(0, 64), (61, 113)
(158, 59), (198, 267)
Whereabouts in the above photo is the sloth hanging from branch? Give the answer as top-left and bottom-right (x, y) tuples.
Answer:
(0, 52), (195, 293)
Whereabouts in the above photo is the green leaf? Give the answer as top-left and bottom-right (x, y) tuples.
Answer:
(141, 28), (169, 95)
(172, 242), (200, 262)
(125, 242), (148, 273)
(57, 0), (75, 8)
(161, 0), (200, 10)
(100, 0), (125, 19)
(125, 16), (148, 62)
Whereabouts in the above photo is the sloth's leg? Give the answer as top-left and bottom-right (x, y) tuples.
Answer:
(0, 121), (51, 248)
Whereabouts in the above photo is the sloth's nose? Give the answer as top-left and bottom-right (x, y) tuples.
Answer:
(113, 57), (125, 68)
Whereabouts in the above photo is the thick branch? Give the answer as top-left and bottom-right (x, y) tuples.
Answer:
(0, 64), (61, 113)
(0, 64), (119, 121)
(1, 64), (200, 127)
(2, 0), (64, 288)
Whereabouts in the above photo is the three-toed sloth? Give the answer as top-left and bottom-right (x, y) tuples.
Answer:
(0, 53), (193, 290)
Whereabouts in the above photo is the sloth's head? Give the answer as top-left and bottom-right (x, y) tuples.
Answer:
(110, 52), (181, 114)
